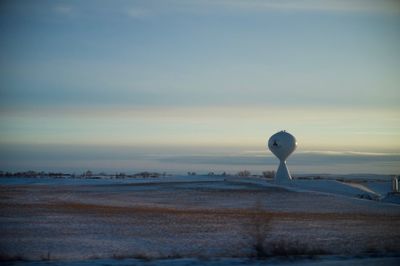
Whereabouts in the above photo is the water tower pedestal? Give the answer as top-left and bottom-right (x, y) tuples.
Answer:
(276, 160), (292, 182)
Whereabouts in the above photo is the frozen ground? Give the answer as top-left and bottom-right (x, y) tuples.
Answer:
(1, 175), (399, 265)
(2, 256), (400, 266)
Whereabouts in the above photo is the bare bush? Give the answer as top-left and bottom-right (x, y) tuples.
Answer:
(245, 201), (329, 259)
(238, 170), (251, 177)
(243, 201), (272, 258)
(262, 171), (275, 179)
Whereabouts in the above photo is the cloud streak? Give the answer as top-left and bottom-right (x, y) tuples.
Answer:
(1, 143), (399, 174)
(125, 7), (154, 19)
(42, 0), (400, 20)
(210, 0), (400, 14)
(53, 5), (76, 16)
(158, 151), (400, 166)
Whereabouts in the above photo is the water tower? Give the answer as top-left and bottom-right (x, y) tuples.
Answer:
(268, 131), (297, 183)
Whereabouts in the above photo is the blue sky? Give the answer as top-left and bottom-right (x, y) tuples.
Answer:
(0, 0), (399, 174)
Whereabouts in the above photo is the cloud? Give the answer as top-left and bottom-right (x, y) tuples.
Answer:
(203, 0), (400, 14)
(157, 150), (400, 166)
(238, 0), (400, 12)
(242, 150), (400, 157)
(125, 7), (154, 19)
(1, 143), (399, 174)
(53, 5), (74, 16)
(298, 150), (400, 156)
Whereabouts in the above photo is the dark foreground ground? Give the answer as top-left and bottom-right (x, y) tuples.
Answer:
(1, 177), (400, 265)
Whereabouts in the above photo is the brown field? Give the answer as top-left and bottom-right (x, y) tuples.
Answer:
(1, 181), (400, 261)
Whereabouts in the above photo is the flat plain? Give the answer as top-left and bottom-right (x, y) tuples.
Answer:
(1, 177), (400, 264)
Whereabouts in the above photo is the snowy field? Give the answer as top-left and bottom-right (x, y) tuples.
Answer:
(1, 175), (399, 265)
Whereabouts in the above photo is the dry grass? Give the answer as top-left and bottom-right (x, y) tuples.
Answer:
(1, 183), (400, 260)
(0, 254), (26, 262)
(2, 201), (398, 222)
(243, 202), (330, 259)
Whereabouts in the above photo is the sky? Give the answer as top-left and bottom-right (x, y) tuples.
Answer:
(0, 0), (399, 174)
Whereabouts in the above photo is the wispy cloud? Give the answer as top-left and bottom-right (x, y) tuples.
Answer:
(125, 7), (154, 19)
(157, 150), (400, 167)
(238, 150), (400, 159)
(198, 0), (400, 14)
(298, 150), (400, 156)
(1, 142), (399, 173)
(49, 0), (400, 21)
(53, 5), (75, 16)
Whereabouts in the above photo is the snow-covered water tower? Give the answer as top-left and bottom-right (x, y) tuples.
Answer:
(268, 131), (297, 183)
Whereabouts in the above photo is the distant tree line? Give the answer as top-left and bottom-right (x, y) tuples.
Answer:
(0, 170), (69, 178)
(0, 170), (276, 179)
(236, 170), (275, 179)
